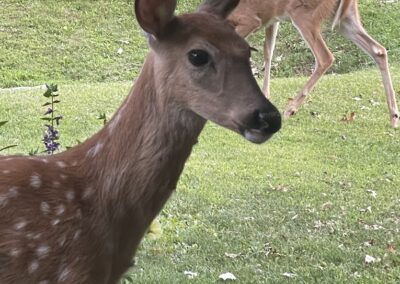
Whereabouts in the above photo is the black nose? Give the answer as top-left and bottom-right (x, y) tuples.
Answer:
(257, 110), (281, 134)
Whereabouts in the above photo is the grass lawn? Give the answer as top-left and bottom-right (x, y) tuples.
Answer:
(1, 67), (399, 283)
(1, 0), (400, 87)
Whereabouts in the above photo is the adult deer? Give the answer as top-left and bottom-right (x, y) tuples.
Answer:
(0, 0), (281, 283)
(229, 0), (399, 128)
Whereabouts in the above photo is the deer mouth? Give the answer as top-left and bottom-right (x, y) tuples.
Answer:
(243, 128), (273, 144)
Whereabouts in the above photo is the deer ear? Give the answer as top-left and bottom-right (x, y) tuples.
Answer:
(197, 0), (240, 19)
(135, 0), (177, 38)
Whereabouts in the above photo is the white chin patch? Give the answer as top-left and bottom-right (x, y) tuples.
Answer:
(244, 129), (271, 144)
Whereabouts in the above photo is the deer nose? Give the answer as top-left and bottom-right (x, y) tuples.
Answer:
(257, 110), (281, 134)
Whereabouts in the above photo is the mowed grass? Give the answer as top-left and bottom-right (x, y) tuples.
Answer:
(1, 67), (399, 283)
(1, 0), (400, 87)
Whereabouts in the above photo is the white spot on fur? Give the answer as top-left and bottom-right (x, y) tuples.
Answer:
(71, 161), (78, 166)
(9, 248), (21, 257)
(108, 112), (122, 133)
(59, 235), (67, 247)
(28, 260), (39, 274)
(75, 208), (82, 219)
(58, 267), (72, 282)
(73, 229), (81, 241)
(33, 233), (42, 240)
(41, 159), (49, 163)
(66, 191), (75, 202)
(82, 186), (94, 199)
(8, 186), (18, 198)
(60, 174), (67, 180)
(30, 173), (42, 189)
(0, 194), (8, 208)
(14, 219), (27, 230)
(55, 204), (66, 216)
(53, 180), (61, 188)
(41, 202), (50, 214)
(86, 142), (104, 158)
(36, 244), (50, 258)
(56, 161), (67, 168)
(51, 219), (60, 226)
(2, 170), (10, 174)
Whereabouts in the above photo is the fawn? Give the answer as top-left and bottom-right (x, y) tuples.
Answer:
(0, 0), (281, 283)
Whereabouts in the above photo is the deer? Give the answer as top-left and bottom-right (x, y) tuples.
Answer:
(228, 0), (399, 128)
(0, 0), (281, 283)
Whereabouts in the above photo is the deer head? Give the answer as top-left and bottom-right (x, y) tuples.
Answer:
(135, 0), (281, 143)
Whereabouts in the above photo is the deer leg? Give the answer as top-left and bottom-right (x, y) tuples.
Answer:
(339, 12), (399, 128)
(284, 22), (334, 118)
(262, 22), (279, 98)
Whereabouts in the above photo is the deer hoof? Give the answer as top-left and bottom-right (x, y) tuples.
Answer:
(391, 113), (399, 128)
(283, 108), (297, 119)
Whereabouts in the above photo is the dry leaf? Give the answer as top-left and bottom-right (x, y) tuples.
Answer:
(364, 255), (376, 264)
(387, 244), (396, 253)
(321, 202), (333, 211)
(184, 271), (198, 279)
(366, 189), (377, 198)
(359, 206), (372, 213)
(225, 253), (240, 259)
(219, 272), (236, 281)
(282, 272), (297, 278)
(341, 111), (356, 122)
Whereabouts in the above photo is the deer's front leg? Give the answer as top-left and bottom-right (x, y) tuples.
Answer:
(262, 23), (279, 99)
(284, 24), (334, 118)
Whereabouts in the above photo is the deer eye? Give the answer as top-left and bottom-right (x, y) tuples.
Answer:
(188, 49), (209, 67)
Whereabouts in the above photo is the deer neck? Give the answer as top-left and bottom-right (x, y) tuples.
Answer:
(64, 53), (205, 226)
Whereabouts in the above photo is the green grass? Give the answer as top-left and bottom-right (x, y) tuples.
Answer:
(1, 0), (399, 87)
(1, 67), (399, 283)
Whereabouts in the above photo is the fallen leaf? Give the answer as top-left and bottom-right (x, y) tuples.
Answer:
(341, 111), (356, 122)
(282, 272), (297, 278)
(359, 206), (372, 213)
(387, 244), (396, 253)
(224, 253), (240, 259)
(314, 220), (323, 229)
(321, 202), (333, 211)
(310, 111), (321, 117)
(184, 271), (198, 279)
(366, 189), (377, 198)
(369, 99), (380, 106)
(364, 255), (376, 264)
(219, 272), (236, 281)
(363, 239), (375, 247)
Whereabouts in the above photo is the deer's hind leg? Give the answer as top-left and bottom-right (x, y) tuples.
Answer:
(338, 6), (399, 128)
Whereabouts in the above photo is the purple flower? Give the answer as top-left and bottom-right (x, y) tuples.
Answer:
(44, 108), (53, 115)
(43, 125), (60, 154)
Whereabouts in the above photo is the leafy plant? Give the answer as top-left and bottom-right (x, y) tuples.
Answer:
(0, 121), (17, 153)
(41, 84), (63, 154)
(97, 112), (108, 126)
